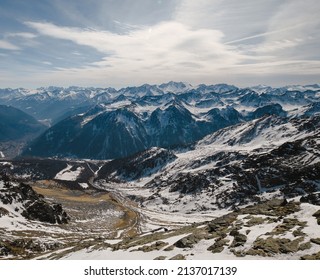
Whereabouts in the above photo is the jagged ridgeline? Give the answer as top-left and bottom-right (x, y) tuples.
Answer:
(0, 82), (317, 160)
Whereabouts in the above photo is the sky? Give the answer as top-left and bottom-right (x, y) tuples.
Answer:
(0, 0), (320, 88)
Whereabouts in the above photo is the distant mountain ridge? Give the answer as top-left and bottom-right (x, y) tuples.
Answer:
(12, 82), (320, 159)
(1, 82), (319, 122)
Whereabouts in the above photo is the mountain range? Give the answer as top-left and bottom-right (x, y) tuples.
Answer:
(1, 82), (320, 260)
(2, 81), (320, 210)
(5, 82), (316, 159)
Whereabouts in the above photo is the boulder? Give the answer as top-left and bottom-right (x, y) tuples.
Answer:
(312, 210), (320, 225)
(230, 233), (247, 247)
(137, 241), (168, 252)
(301, 251), (320, 260)
(163, 245), (174, 251)
(0, 207), (9, 217)
(154, 256), (166, 260)
(207, 213), (237, 233)
(207, 238), (229, 253)
(310, 238), (320, 245)
(170, 254), (186, 260)
(174, 234), (201, 248)
(298, 242), (312, 251)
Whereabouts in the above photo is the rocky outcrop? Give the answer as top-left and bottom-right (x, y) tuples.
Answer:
(247, 237), (304, 256)
(310, 238), (320, 245)
(136, 241), (168, 252)
(239, 199), (300, 216)
(0, 207), (9, 217)
(300, 193), (320, 206)
(312, 210), (320, 225)
(169, 254), (186, 260)
(0, 177), (69, 224)
(207, 213), (238, 233)
(22, 201), (69, 224)
(0, 238), (61, 257)
(174, 233), (202, 248)
(230, 233), (247, 247)
(301, 251), (320, 260)
(271, 218), (306, 235)
(207, 238), (229, 253)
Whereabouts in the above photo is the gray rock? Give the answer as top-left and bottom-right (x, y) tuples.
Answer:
(174, 234), (201, 248)
(230, 234), (247, 247)
(170, 254), (186, 260)
(154, 256), (166, 260)
(0, 207), (9, 217)
(301, 251), (320, 260)
(310, 238), (320, 245)
(207, 238), (229, 253)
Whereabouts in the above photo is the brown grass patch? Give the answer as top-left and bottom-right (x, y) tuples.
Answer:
(32, 185), (112, 203)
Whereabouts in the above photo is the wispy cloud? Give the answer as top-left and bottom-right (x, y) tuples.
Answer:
(42, 61), (52, 65)
(224, 25), (303, 45)
(6, 32), (37, 39)
(0, 39), (20, 50)
(25, 20), (244, 73)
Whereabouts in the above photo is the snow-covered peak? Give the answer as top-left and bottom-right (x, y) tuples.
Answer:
(196, 83), (238, 94)
(158, 81), (193, 94)
(196, 115), (319, 153)
(250, 85), (274, 94)
(281, 84), (320, 92)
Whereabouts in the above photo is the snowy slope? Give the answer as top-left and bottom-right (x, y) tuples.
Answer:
(95, 115), (320, 214)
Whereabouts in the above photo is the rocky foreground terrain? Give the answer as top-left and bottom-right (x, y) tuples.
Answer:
(1, 171), (320, 260)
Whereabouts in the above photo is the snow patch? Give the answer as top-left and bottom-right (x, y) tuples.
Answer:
(79, 183), (89, 189)
(54, 164), (83, 181)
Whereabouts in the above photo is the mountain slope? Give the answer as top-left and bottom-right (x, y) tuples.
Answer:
(0, 105), (46, 141)
(95, 115), (320, 213)
(23, 102), (245, 159)
(23, 107), (149, 159)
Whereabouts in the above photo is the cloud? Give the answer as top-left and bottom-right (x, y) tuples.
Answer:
(225, 25), (302, 45)
(25, 20), (244, 73)
(42, 61), (52, 65)
(5, 0), (316, 88)
(6, 32), (37, 39)
(174, 0), (320, 60)
(174, 0), (283, 41)
(237, 0), (320, 68)
(0, 40), (20, 50)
